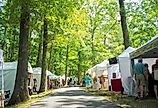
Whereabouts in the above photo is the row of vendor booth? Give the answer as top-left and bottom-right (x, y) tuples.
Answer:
(0, 60), (59, 104)
(88, 34), (158, 96)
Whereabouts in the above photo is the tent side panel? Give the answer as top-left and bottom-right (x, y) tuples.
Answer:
(107, 64), (121, 86)
(0, 69), (16, 102)
(118, 58), (132, 94)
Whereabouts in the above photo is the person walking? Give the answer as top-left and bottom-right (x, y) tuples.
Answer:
(134, 58), (145, 100)
(152, 59), (158, 100)
(85, 73), (91, 92)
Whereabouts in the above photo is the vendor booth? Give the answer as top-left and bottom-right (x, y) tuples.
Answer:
(107, 64), (121, 92)
(32, 67), (56, 91)
(89, 60), (121, 91)
(130, 35), (158, 73)
(0, 62), (33, 103)
(130, 34), (158, 96)
(90, 60), (109, 77)
(90, 60), (109, 89)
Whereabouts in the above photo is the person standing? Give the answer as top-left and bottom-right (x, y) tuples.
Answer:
(134, 58), (145, 99)
(33, 79), (37, 92)
(100, 75), (105, 89)
(152, 59), (158, 100)
(144, 63), (150, 96)
(85, 73), (91, 92)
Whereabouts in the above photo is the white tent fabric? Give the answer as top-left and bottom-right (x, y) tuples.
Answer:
(89, 60), (121, 90)
(33, 67), (54, 76)
(118, 47), (136, 94)
(118, 47), (136, 58)
(90, 60), (109, 77)
(0, 62), (33, 102)
(47, 71), (58, 80)
(0, 49), (4, 107)
(32, 67), (57, 91)
(49, 74), (58, 80)
(107, 64), (121, 86)
(0, 49), (3, 59)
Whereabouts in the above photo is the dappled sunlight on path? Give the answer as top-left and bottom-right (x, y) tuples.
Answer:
(30, 87), (121, 108)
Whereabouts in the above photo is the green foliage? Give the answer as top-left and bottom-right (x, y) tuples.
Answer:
(0, 0), (157, 79)
(125, 0), (158, 47)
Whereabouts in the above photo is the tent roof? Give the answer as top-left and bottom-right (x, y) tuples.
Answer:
(49, 74), (58, 79)
(32, 67), (57, 77)
(118, 47), (136, 58)
(96, 60), (109, 68)
(90, 60), (109, 72)
(130, 34), (158, 59)
(32, 67), (48, 75)
(0, 62), (33, 73)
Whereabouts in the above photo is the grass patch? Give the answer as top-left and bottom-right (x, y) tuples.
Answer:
(81, 87), (158, 108)
(5, 90), (53, 108)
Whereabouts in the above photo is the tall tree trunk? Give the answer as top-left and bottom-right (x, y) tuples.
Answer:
(65, 45), (69, 85)
(1, 26), (7, 50)
(10, 28), (16, 61)
(8, 0), (30, 105)
(59, 49), (62, 75)
(36, 27), (43, 67)
(119, 0), (130, 49)
(48, 44), (53, 71)
(77, 50), (81, 85)
(2, 27), (7, 60)
(91, 31), (95, 66)
(28, 29), (32, 60)
(39, 17), (48, 93)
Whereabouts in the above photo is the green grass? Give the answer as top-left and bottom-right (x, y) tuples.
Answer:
(5, 90), (53, 108)
(81, 87), (158, 108)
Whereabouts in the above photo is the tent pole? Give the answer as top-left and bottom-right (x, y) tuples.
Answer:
(1, 56), (4, 108)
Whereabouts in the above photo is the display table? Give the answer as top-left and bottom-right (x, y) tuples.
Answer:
(111, 78), (122, 92)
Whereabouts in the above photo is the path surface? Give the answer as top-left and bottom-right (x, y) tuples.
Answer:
(30, 87), (121, 108)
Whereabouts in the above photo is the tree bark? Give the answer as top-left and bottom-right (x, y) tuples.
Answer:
(8, 0), (30, 105)
(2, 27), (7, 60)
(36, 27), (43, 67)
(77, 50), (81, 85)
(91, 30), (95, 66)
(119, 0), (130, 49)
(1, 27), (7, 50)
(65, 45), (69, 85)
(9, 28), (16, 61)
(48, 44), (53, 71)
(39, 17), (48, 93)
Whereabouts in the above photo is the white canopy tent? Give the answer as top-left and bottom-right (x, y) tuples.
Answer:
(89, 60), (121, 90)
(118, 47), (136, 94)
(32, 67), (57, 91)
(0, 62), (33, 102)
(90, 60), (109, 77)
(49, 74), (58, 80)
(129, 34), (158, 96)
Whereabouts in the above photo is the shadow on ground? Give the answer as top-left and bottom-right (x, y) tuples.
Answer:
(46, 89), (122, 108)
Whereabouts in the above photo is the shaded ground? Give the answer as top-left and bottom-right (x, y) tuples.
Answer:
(29, 87), (121, 108)
(88, 89), (158, 108)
